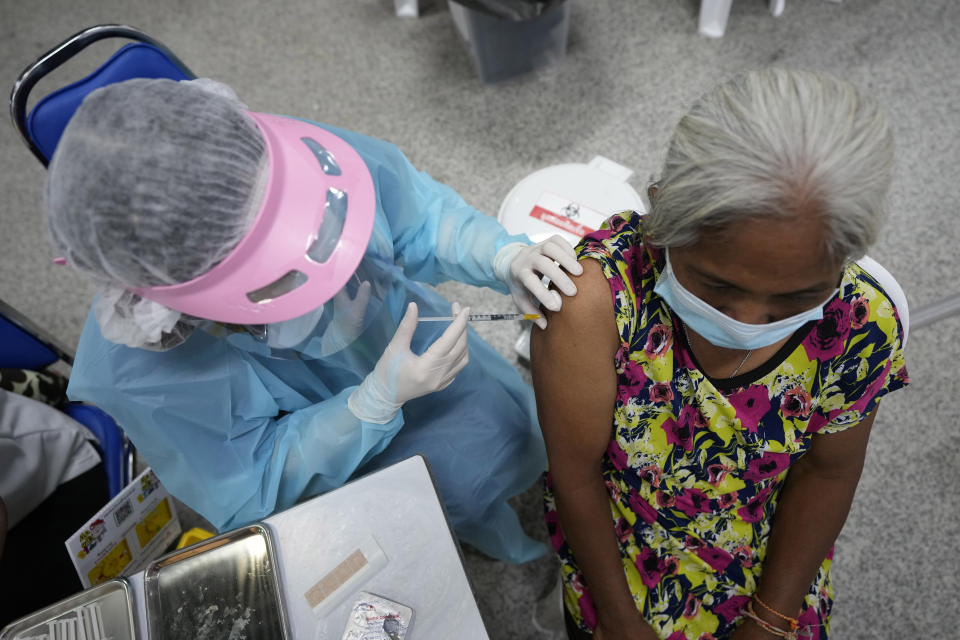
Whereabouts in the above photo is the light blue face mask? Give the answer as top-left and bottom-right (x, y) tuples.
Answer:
(653, 249), (838, 350)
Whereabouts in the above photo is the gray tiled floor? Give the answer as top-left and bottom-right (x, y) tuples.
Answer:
(2, 1), (958, 638)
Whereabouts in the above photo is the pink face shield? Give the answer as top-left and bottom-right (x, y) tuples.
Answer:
(133, 113), (377, 325)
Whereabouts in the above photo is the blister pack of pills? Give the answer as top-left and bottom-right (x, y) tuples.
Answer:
(339, 592), (413, 640)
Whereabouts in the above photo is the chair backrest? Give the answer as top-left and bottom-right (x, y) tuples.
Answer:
(63, 403), (132, 498)
(856, 255), (910, 348)
(0, 299), (132, 498)
(10, 24), (195, 166)
(0, 298), (73, 369)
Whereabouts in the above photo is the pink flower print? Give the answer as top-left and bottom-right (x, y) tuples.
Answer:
(818, 586), (831, 617)
(716, 492), (737, 510)
(662, 405), (705, 452)
(607, 441), (629, 471)
(648, 242), (664, 262)
(798, 603), (822, 629)
(802, 298), (852, 362)
(571, 571), (587, 595)
(743, 451), (792, 482)
(781, 386), (813, 419)
(895, 366), (909, 384)
(649, 381), (675, 403)
(675, 487), (712, 517)
(850, 295), (870, 330)
(638, 464), (662, 487)
(683, 593), (702, 618)
(607, 214), (630, 233)
(644, 323), (674, 359)
(696, 545), (735, 572)
(628, 492), (659, 525)
(713, 595), (751, 624)
(578, 591), (598, 629)
(544, 508), (565, 551)
(738, 486), (772, 523)
(604, 479), (622, 503)
(674, 341), (697, 369)
(662, 415), (693, 451)
(733, 545), (754, 568)
(666, 633), (687, 640)
(615, 517), (633, 544)
(805, 410), (829, 434)
(707, 463), (733, 486)
(684, 535), (704, 551)
(663, 555), (679, 576)
(697, 634), (718, 640)
(727, 385), (771, 433)
(681, 404), (708, 428)
(655, 490), (676, 508)
(850, 359), (893, 415)
(635, 546), (673, 589)
(638, 252), (653, 276)
(618, 362), (649, 404)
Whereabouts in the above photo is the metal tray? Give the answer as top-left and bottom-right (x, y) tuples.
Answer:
(143, 523), (289, 640)
(0, 578), (135, 640)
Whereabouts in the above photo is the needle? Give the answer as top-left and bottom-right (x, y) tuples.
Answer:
(419, 313), (541, 322)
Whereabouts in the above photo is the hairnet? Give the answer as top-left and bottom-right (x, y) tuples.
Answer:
(45, 77), (267, 349)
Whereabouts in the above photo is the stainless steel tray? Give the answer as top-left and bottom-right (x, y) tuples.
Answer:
(143, 523), (289, 640)
(0, 578), (135, 640)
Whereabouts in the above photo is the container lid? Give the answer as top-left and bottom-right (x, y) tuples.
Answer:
(0, 578), (136, 640)
(144, 524), (289, 640)
(497, 155), (646, 245)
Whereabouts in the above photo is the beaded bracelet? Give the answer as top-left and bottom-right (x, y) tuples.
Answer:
(740, 601), (800, 639)
(753, 594), (800, 632)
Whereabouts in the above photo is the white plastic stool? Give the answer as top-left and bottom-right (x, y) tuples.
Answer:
(698, 0), (783, 38)
(498, 156), (646, 358)
(698, 0), (843, 38)
(394, 0), (419, 17)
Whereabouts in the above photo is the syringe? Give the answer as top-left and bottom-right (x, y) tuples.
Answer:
(419, 313), (541, 322)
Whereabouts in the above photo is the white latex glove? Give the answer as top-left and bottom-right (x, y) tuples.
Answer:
(493, 235), (583, 329)
(321, 280), (372, 355)
(347, 301), (470, 424)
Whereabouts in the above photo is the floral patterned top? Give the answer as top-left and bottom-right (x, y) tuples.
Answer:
(544, 212), (909, 639)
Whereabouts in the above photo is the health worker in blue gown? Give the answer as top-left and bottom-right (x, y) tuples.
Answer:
(45, 78), (582, 563)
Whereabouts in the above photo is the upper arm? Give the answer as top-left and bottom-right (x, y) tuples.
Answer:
(801, 407), (878, 481)
(530, 258), (621, 488)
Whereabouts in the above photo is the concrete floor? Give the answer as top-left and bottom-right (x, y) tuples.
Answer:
(1, 1), (958, 638)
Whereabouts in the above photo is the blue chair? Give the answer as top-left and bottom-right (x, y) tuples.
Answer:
(7, 25), (196, 497)
(10, 24), (195, 165)
(0, 299), (133, 498)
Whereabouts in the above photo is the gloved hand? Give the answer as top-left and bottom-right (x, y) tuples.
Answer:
(321, 280), (372, 355)
(347, 301), (470, 424)
(493, 235), (583, 329)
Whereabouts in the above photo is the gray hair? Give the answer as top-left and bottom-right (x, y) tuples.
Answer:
(645, 68), (894, 262)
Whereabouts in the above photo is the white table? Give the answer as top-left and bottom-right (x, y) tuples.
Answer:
(127, 456), (489, 639)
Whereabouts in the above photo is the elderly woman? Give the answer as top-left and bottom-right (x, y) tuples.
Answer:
(531, 69), (909, 640)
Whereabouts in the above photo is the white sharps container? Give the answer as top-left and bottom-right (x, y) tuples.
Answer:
(497, 155), (646, 359)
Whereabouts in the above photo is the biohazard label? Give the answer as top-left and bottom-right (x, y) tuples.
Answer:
(528, 192), (607, 239)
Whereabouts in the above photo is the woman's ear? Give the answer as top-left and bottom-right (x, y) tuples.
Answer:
(647, 183), (659, 201)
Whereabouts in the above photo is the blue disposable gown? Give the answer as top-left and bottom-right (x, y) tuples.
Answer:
(67, 120), (548, 563)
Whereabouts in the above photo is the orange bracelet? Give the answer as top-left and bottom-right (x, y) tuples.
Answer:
(752, 594), (799, 631)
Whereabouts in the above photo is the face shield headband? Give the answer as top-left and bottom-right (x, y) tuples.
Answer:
(132, 113), (377, 325)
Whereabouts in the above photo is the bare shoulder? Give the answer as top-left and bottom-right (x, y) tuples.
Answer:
(531, 257), (618, 361)
(530, 257), (620, 461)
